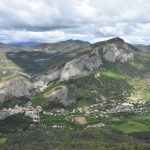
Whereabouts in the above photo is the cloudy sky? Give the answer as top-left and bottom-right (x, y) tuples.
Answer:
(0, 0), (150, 44)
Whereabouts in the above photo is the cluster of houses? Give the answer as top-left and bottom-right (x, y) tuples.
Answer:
(0, 105), (42, 122)
(107, 101), (149, 114)
(0, 98), (149, 129)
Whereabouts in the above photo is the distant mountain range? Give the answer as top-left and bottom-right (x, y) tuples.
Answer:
(8, 39), (90, 47)
(8, 42), (42, 47)
(62, 39), (90, 44)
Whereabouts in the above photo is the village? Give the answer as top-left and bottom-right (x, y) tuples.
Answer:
(0, 104), (42, 122)
(0, 98), (149, 128)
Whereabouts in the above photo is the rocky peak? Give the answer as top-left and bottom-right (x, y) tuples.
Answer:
(92, 37), (125, 47)
(104, 37), (125, 44)
(44, 85), (72, 106)
(92, 38), (134, 62)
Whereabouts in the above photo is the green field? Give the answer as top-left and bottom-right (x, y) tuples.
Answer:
(109, 113), (150, 134)
(0, 138), (7, 144)
(101, 71), (125, 80)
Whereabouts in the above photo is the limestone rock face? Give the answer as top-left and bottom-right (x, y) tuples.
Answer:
(0, 77), (35, 104)
(44, 85), (72, 106)
(60, 50), (102, 81)
(33, 80), (45, 90)
(6, 78), (34, 98)
(45, 68), (62, 83)
(103, 43), (133, 62)
(34, 68), (62, 89)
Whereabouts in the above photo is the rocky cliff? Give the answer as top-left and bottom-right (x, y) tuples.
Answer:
(34, 68), (63, 90)
(44, 85), (71, 106)
(60, 50), (102, 81)
(92, 38), (134, 62)
(102, 43), (134, 62)
(0, 77), (35, 104)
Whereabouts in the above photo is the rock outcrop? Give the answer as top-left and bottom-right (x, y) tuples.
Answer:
(60, 50), (102, 81)
(34, 68), (62, 89)
(44, 85), (72, 106)
(103, 43), (134, 62)
(6, 78), (34, 97)
(0, 77), (35, 104)
(92, 38), (134, 63)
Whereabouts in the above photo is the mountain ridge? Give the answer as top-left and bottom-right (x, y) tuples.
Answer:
(0, 37), (136, 107)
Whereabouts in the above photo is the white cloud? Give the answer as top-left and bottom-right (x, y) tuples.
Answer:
(0, 0), (149, 44)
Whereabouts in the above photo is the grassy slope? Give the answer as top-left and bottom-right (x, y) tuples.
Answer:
(108, 112), (150, 134)
(0, 52), (22, 81)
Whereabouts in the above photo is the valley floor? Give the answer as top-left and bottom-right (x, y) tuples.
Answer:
(0, 111), (150, 150)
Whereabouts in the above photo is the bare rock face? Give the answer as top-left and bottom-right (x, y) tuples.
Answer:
(92, 38), (134, 63)
(33, 80), (45, 90)
(60, 50), (102, 81)
(34, 68), (62, 89)
(103, 43), (134, 63)
(6, 78), (34, 98)
(44, 85), (72, 106)
(0, 77), (35, 104)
